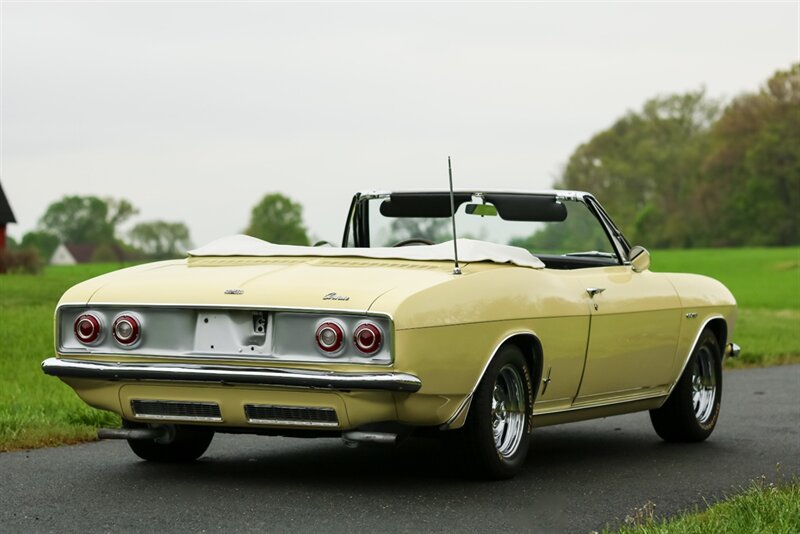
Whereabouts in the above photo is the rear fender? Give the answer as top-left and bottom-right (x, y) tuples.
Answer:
(440, 332), (542, 430)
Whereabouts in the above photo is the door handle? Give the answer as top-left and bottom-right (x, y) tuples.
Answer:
(586, 287), (606, 298)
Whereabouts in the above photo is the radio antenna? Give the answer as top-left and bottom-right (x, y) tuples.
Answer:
(448, 156), (461, 275)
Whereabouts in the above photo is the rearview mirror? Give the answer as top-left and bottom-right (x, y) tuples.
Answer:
(465, 203), (498, 217)
(629, 246), (651, 273)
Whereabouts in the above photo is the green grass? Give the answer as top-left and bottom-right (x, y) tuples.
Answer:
(0, 264), (125, 450)
(652, 247), (799, 311)
(0, 248), (798, 451)
(607, 477), (800, 534)
(652, 247), (800, 366)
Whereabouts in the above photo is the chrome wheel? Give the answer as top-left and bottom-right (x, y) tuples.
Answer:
(691, 345), (717, 424)
(650, 328), (721, 442)
(491, 364), (526, 458)
(463, 344), (533, 479)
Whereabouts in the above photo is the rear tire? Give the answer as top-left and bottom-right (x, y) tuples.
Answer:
(650, 329), (722, 442)
(462, 344), (534, 479)
(123, 420), (214, 462)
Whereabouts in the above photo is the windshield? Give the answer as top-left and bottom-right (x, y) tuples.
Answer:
(345, 195), (619, 260)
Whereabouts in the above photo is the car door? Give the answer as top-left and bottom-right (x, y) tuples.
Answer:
(572, 266), (683, 404)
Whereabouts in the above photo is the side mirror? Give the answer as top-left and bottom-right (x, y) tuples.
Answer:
(629, 246), (651, 273)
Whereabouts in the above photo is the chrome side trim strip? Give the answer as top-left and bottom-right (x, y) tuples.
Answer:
(41, 358), (421, 393)
(533, 395), (665, 428)
(540, 390), (668, 415)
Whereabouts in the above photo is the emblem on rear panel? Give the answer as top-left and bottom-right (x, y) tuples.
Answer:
(323, 292), (350, 301)
(224, 289), (245, 295)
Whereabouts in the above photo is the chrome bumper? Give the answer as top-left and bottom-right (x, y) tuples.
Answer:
(41, 357), (421, 393)
(725, 343), (741, 358)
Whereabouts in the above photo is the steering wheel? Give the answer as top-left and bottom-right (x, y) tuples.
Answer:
(392, 238), (435, 247)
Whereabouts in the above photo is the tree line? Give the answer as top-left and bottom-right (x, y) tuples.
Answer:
(8, 192), (310, 265)
(9, 196), (193, 263)
(548, 63), (799, 248)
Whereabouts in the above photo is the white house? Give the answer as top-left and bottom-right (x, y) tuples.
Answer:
(50, 244), (78, 265)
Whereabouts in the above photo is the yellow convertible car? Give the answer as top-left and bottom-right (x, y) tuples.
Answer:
(42, 190), (739, 479)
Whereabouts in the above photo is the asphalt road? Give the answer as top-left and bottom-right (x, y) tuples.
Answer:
(2, 365), (798, 534)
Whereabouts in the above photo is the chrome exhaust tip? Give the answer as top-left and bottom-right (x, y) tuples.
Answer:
(341, 431), (397, 448)
(98, 427), (170, 441)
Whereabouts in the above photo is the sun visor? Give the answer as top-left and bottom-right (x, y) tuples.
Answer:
(484, 194), (567, 222)
(380, 193), (473, 218)
(379, 192), (567, 222)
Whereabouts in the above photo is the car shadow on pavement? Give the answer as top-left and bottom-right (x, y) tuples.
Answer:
(114, 413), (733, 488)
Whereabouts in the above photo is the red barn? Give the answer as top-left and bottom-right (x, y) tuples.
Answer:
(0, 180), (16, 253)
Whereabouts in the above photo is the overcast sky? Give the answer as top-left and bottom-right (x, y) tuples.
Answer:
(1, 1), (798, 247)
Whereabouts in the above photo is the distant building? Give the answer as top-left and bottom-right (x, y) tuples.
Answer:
(50, 244), (78, 265)
(0, 180), (16, 254)
(50, 243), (128, 265)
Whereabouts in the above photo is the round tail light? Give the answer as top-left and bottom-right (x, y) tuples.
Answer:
(316, 321), (344, 353)
(74, 313), (102, 345)
(354, 322), (383, 354)
(112, 314), (141, 346)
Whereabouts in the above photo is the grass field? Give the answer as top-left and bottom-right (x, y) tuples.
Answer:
(607, 477), (800, 534)
(0, 247), (798, 451)
(651, 247), (800, 366)
(0, 264), (123, 450)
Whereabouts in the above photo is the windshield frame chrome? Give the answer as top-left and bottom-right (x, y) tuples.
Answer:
(344, 189), (632, 265)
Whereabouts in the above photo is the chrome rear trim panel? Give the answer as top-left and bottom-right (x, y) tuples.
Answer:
(245, 404), (339, 427)
(131, 400), (223, 422)
(41, 357), (421, 392)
